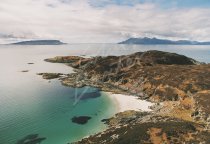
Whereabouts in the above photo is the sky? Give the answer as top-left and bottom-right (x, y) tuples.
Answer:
(0, 0), (210, 44)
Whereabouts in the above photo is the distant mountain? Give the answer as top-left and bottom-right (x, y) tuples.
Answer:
(118, 37), (210, 45)
(12, 40), (65, 45)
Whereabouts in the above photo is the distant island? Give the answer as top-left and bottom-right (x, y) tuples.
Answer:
(118, 37), (210, 45)
(12, 40), (65, 45)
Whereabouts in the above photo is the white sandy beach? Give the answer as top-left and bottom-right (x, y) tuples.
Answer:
(105, 92), (154, 113)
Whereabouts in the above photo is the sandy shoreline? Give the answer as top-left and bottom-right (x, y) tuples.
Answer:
(105, 92), (155, 113)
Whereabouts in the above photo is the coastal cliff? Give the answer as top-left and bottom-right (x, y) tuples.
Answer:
(43, 50), (210, 143)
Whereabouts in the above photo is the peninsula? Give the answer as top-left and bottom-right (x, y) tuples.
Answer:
(41, 50), (210, 143)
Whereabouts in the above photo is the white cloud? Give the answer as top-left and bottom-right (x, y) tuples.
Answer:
(0, 0), (210, 44)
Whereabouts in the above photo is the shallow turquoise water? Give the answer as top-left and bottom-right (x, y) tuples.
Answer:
(0, 44), (210, 144)
(0, 80), (116, 144)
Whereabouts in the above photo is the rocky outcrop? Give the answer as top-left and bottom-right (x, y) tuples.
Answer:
(43, 50), (210, 143)
(37, 73), (63, 80)
(21, 70), (29, 73)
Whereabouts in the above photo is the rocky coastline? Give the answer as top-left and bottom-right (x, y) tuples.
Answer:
(40, 50), (210, 143)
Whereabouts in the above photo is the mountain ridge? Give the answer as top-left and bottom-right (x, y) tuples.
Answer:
(118, 37), (210, 45)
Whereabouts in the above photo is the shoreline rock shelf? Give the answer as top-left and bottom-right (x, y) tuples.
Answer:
(41, 50), (210, 143)
(37, 73), (63, 80)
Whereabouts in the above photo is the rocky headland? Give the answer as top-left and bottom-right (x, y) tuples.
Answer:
(42, 50), (210, 143)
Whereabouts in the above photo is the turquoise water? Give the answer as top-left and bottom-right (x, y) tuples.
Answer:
(0, 82), (115, 144)
(0, 44), (210, 144)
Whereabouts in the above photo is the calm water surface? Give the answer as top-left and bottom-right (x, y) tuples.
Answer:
(0, 44), (210, 144)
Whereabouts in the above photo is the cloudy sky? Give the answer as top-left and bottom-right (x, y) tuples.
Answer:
(0, 0), (210, 44)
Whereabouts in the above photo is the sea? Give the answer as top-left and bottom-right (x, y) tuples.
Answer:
(0, 44), (210, 144)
